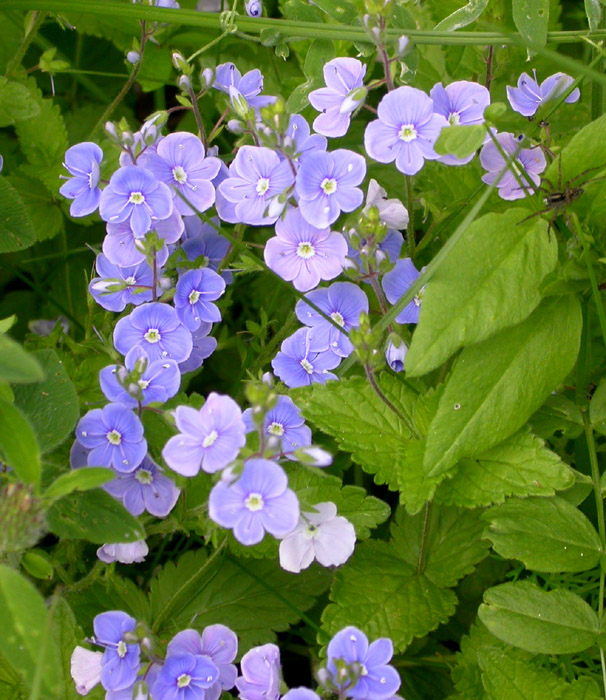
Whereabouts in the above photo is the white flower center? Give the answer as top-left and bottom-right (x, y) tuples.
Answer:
(300, 358), (314, 374)
(360, 664), (368, 677)
(172, 166), (188, 184)
(138, 379), (150, 390)
(331, 311), (345, 326)
(268, 421), (284, 436)
(117, 641), (127, 658)
(321, 177), (337, 195)
(106, 429), (122, 445)
(135, 468), (153, 484)
(177, 674), (192, 688)
(398, 124), (417, 142)
(189, 290), (201, 305)
(129, 191), (145, 205)
(256, 177), (270, 195)
(144, 328), (161, 343)
(297, 242), (315, 259)
(245, 493), (264, 511)
(304, 523), (318, 539)
(125, 276), (137, 286)
(413, 285), (426, 308)
(448, 112), (460, 125)
(203, 430), (219, 448)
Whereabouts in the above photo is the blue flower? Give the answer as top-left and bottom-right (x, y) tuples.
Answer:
(242, 395), (312, 457)
(152, 653), (219, 700)
(271, 328), (341, 388)
(182, 216), (232, 283)
(235, 644), (281, 700)
(92, 611), (141, 692)
(174, 268), (226, 331)
(284, 114), (327, 164)
(59, 142), (103, 217)
(178, 323), (217, 374)
(89, 254), (155, 312)
(245, 0), (262, 16)
(213, 63), (271, 111)
(381, 258), (422, 324)
(507, 70), (580, 117)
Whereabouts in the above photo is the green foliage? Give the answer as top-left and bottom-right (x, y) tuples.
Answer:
(0, 399), (40, 485)
(433, 0), (490, 31)
(0, 334), (44, 383)
(433, 124), (486, 159)
(44, 467), (114, 503)
(0, 78), (40, 127)
(0, 176), (36, 253)
(512, 0), (550, 50)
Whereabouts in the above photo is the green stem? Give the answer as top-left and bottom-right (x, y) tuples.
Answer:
(416, 502), (431, 574)
(575, 217), (606, 349)
(5, 10), (46, 77)
(187, 28), (232, 63)
(406, 175), (415, 261)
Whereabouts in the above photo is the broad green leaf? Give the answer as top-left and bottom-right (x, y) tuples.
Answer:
(307, 0), (357, 24)
(0, 334), (44, 383)
(530, 394), (584, 440)
(433, 124), (486, 159)
(137, 44), (173, 92)
(434, 429), (573, 508)
(0, 316), (15, 334)
(483, 496), (602, 572)
(585, 0), (602, 30)
(303, 40), (335, 80)
(406, 210), (556, 377)
(44, 467), (114, 503)
(13, 349), (79, 453)
(0, 399), (40, 485)
(590, 378), (606, 431)
(0, 175), (36, 253)
(512, 0), (549, 50)
(424, 295), (582, 478)
(21, 551), (53, 580)
(479, 581), (599, 654)
(0, 77), (40, 127)
(8, 173), (65, 242)
(0, 565), (61, 697)
(47, 488), (145, 544)
(434, 0), (489, 30)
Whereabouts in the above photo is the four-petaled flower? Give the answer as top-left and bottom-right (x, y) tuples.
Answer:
(507, 70), (580, 117)
(242, 395), (312, 457)
(92, 611), (141, 692)
(174, 268), (226, 331)
(151, 653), (220, 700)
(381, 258), (423, 325)
(89, 254), (155, 312)
(59, 142), (104, 217)
(272, 328), (341, 388)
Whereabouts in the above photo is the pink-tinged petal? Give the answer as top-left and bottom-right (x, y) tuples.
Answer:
(364, 120), (400, 163)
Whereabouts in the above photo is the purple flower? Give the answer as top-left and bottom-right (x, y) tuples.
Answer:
(381, 258), (422, 324)
(216, 146), (294, 226)
(213, 63), (269, 111)
(100, 345), (181, 408)
(59, 142), (103, 217)
(242, 395), (312, 457)
(92, 611), (141, 693)
(89, 254), (155, 312)
(152, 654), (219, 700)
(103, 211), (182, 267)
(162, 393), (246, 476)
(264, 207), (348, 292)
(209, 459), (299, 545)
(479, 132), (546, 200)
(97, 540), (149, 564)
(322, 627), (400, 700)
(364, 87), (448, 176)
(283, 690), (321, 700)
(385, 339), (407, 372)
(113, 302), (193, 363)
(271, 328), (341, 388)
(363, 180), (409, 231)
(178, 323), (218, 374)
(295, 282), (368, 357)
(346, 230), (403, 274)
(182, 216), (231, 282)
(166, 625), (238, 700)
(245, 0), (262, 16)
(71, 646), (103, 696)
(99, 166), (173, 237)
(174, 268), (226, 331)
(235, 644), (281, 700)
(76, 403), (147, 473)
(507, 70), (580, 117)
(309, 58), (367, 138)
(430, 80), (490, 165)
(296, 149), (366, 228)
(104, 455), (180, 517)
(145, 132), (221, 216)
(285, 114), (327, 164)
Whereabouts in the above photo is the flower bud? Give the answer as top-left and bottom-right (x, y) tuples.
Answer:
(385, 335), (407, 372)
(126, 50), (140, 64)
(245, 0), (262, 16)
(171, 51), (188, 72)
(295, 446), (333, 467)
(178, 74), (192, 91)
(201, 67), (214, 88)
(397, 35), (410, 57)
(228, 86), (251, 118)
(340, 86), (367, 115)
(227, 118), (244, 133)
(105, 121), (119, 140)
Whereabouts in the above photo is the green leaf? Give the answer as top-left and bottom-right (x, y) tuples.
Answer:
(434, 429), (573, 508)
(0, 335), (44, 383)
(0, 77), (40, 127)
(479, 581), (599, 654)
(47, 488), (145, 544)
(433, 124), (486, 159)
(13, 349), (80, 454)
(44, 467), (114, 503)
(0, 175), (36, 254)
(406, 210), (556, 377)
(512, 0), (550, 50)
(585, 0), (602, 30)
(483, 496), (602, 573)
(21, 551), (53, 580)
(8, 174), (64, 242)
(424, 295), (582, 478)
(51, 598), (90, 700)
(433, 0), (489, 31)
(0, 399), (40, 485)
(0, 565), (61, 697)
(303, 39), (335, 80)
(307, 0), (357, 24)
(150, 549), (330, 650)
(590, 378), (606, 431)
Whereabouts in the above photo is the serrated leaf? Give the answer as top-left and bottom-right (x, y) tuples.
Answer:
(0, 78), (40, 127)
(406, 211), (557, 377)
(13, 349), (79, 454)
(0, 335), (43, 383)
(424, 295), (582, 478)
(44, 467), (114, 503)
(479, 581), (599, 654)
(513, 0), (549, 51)
(483, 496), (602, 573)
(530, 394), (584, 440)
(434, 0), (489, 31)
(434, 124), (486, 159)
(434, 429), (573, 508)
(0, 399), (40, 485)
(0, 175), (36, 254)
(8, 173), (64, 242)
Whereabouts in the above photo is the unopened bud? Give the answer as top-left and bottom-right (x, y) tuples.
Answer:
(105, 121), (119, 140)
(397, 35), (410, 57)
(126, 50), (141, 64)
(296, 446), (333, 467)
(178, 74), (191, 91)
(245, 0), (262, 16)
(201, 67), (214, 88)
(171, 51), (188, 72)
(227, 118), (244, 133)
(340, 86), (367, 115)
(385, 336), (407, 373)
(228, 86), (250, 118)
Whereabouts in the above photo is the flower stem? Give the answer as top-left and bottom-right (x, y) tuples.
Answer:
(5, 10), (47, 77)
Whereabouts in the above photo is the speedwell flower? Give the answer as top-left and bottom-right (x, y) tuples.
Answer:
(507, 70), (580, 117)
(59, 141), (103, 217)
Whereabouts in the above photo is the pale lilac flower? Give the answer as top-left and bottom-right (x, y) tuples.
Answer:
(295, 282), (368, 357)
(309, 58), (367, 138)
(178, 322), (217, 374)
(242, 395), (311, 456)
(97, 541), (149, 564)
(430, 80), (490, 165)
(271, 328), (341, 388)
(296, 149), (366, 228)
(507, 70), (580, 117)
(181, 216), (231, 282)
(152, 653), (219, 700)
(162, 393), (246, 476)
(92, 611), (141, 693)
(322, 627), (400, 700)
(104, 455), (180, 517)
(166, 625), (238, 700)
(103, 210), (182, 267)
(381, 258), (422, 324)
(71, 646), (103, 696)
(113, 302), (193, 363)
(99, 166), (173, 237)
(174, 268), (226, 331)
(89, 254), (155, 312)
(213, 63), (270, 111)
(285, 114), (327, 163)
(217, 146), (294, 226)
(363, 180), (408, 230)
(59, 142), (103, 217)
(479, 132), (546, 200)
(346, 230), (403, 274)
(76, 403), (147, 473)
(364, 87), (448, 176)
(209, 459), (299, 545)
(145, 133), (221, 215)
(282, 689), (321, 700)
(279, 502), (355, 573)
(264, 207), (348, 292)
(235, 644), (281, 700)
(385, 339), (407, 372)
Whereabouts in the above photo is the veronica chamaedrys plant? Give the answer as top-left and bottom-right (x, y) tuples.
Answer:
(59, 141), (104, 217)
(242, 394), (312, 456)
(507, 70), (580, 116)
(382, 258), (423, 324)
(272, 327), (341, 388)
(174, 267), (226, 330)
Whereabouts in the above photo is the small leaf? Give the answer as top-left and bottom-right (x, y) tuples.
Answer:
(434, 0), (489, 31)
(0, 334), (44, 383)
(433, 124), (486, 159)
(0, 176), (36, 253)
(0, 77), (40, 127)
(585, 0), (602, 31)
(0, 399), (40, 485)
(303, 40), (335, 81)
(513, 0), (550, 51)
(21, 551), (53, 580)
(44, 467), (114, 503)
